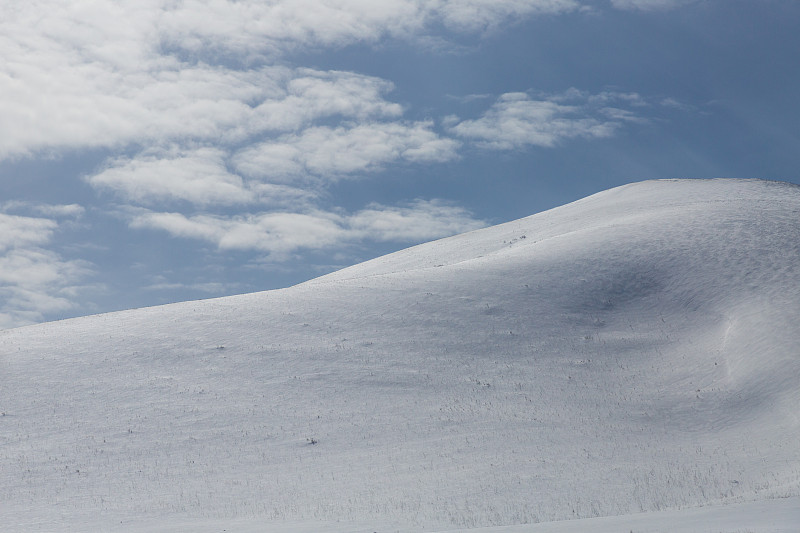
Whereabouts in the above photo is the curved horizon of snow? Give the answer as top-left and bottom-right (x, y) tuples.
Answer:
(2, 178), (799, 531)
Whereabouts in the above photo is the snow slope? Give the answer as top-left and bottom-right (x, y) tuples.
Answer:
(1, 179), (799, 531)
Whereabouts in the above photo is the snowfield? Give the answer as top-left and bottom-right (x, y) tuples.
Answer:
(2, 179), (799, 532)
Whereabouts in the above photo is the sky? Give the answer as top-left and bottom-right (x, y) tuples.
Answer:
(1, 0), (799, 329)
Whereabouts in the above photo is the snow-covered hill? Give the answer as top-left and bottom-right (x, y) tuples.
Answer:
(2, 179), (799, 532)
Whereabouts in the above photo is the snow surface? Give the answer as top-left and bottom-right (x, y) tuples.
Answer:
(1, 179), (799, 532)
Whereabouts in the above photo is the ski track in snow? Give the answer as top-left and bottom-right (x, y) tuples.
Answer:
(1, 179), (799, 531)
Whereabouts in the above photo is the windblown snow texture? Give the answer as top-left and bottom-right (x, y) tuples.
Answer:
(2, 179), (799, 531)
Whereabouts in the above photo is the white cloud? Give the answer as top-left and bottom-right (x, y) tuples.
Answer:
(157, 0), (424, 54)
(610, 0), (696, 10)
(1, 202), (85, 219)
(5, 12), (459, 207)
(129, 200), (486, 256)
(2, 0), (579, 237)
(435, 0), (580, 31)
(0, 0), (676, 166)
(32, 204), (86, 218)
(0, 214), (57, 253)
(0, 0), (583, 79)
(88, 147), (254, 206)
(245, 70), (404, 134)
(143, 280), (234, 294)
(0, 28), (408, 161)
(70, 65), (447, 206)
(85, 119), (457, 208)
(0, 213), (91, 328)
(0, 1), (579, 161)
(130, 210), (348, 256)
(0, 58), (267, 159)
(234, 121), (460, 182)
(448, 90), (650, 150)
(157, 0), (580, 54)
(349, 199), (487, 241)
(0, 0), (709, 327)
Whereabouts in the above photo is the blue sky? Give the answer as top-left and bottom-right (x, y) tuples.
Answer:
(1, 0), (798, 328)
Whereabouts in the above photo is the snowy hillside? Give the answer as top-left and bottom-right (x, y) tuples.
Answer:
(2, 179), (799, 532)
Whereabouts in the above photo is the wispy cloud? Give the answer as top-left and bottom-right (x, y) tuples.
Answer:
(0, 214), (57, 252)
(0, 211), (91, 328)
(157, 0), (581, 54)
(446, 89), (663, 150)
(0, 0), (586, 161)
(88, 147), (252, 206)
(130, 210), (346, 256)
(244, 70), (404, 132)
(73, 66), (431, 206)
(429, 0), (581, 32)
(129, 200), (486, 257)
(448, 92), (617, 149)
(348, 199), (486, 241)
(233, 121), (460, 183)
(0, 1), (505, 273)
(1, 201), (86, 218)
(610, 0), (697, 11)
(0, 1), (693, 165)
(143, 279), (236, 294)
(0, 0), (700, 326)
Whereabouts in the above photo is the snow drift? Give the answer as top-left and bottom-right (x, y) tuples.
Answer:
(2, 179), (799, 531)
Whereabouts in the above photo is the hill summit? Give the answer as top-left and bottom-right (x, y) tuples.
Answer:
(2, 179), (799, 531)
